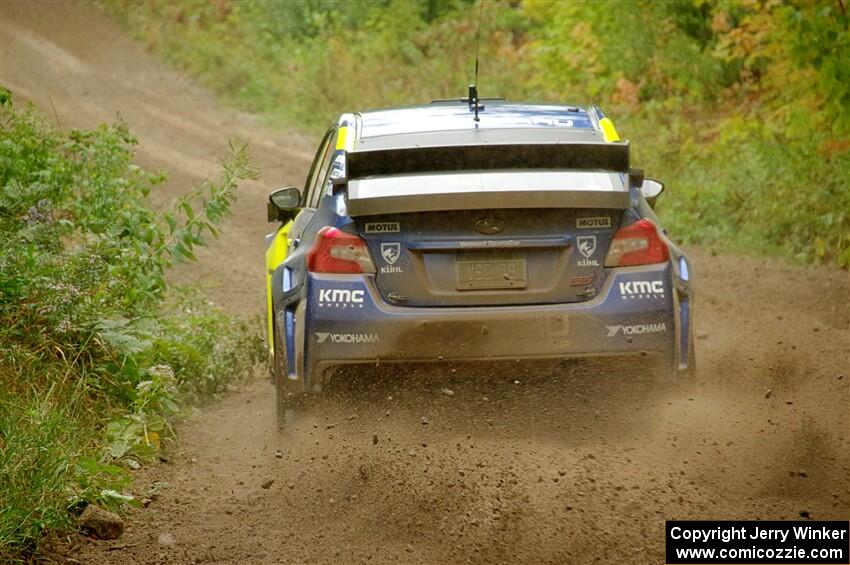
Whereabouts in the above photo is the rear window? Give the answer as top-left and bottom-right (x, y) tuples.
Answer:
(346, 143), (629, 180)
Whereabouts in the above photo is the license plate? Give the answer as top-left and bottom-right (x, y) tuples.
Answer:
(456, 255), (527, 290)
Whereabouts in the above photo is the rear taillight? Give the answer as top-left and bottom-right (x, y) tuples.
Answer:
(605, 219), (670, 267)
(307, 227), (376, 274)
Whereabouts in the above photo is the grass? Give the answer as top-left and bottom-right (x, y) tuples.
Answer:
(0, 90), (264, 560)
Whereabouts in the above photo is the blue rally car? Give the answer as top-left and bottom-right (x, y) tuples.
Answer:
(265, 99), (694, 410)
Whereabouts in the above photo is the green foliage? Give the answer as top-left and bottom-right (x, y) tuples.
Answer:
(0, 92), (261, 558)
(0, 394), (93, 555)
(636, 115), (850, 264)
(104, 0), (850, 267)
(105, 0), (528, 130)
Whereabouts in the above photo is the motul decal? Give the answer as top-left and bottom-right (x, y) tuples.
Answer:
(365, 222), (400, 233)
(577, 217), (612, 229)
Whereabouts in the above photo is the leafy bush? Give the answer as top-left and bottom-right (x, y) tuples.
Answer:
(0, 90), (263, 559)
(106, 0), (850, 267)
(0, 394), (96, 554)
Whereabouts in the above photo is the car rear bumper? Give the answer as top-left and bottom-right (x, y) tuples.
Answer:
(296, 262), (686, 390)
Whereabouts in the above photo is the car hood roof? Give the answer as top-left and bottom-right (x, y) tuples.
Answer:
(354, 102), (603, 150)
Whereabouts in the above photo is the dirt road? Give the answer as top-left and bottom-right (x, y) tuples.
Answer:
(2, 2), (848, 564)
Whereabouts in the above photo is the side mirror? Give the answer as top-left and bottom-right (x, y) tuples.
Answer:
(267, 187), (301, 223)
(641, 179), (665, 209)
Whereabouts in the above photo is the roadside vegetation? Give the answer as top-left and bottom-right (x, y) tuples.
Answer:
(0, 90), (263, 560)
(107, 0), (850, 267)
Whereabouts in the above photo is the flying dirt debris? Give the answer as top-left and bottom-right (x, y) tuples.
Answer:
(1, 2), (847, 564)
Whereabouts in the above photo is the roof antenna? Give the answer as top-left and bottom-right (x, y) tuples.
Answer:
(469, 0), (485, 122)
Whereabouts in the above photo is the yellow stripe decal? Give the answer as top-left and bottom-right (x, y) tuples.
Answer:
(265, 222), (293, 356)
(599, 117), (620, 142)
(336, 126), (348, 151)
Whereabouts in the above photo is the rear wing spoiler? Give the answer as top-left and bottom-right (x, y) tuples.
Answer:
(343, 142), (631, 216)
(346, 171), (629, 215)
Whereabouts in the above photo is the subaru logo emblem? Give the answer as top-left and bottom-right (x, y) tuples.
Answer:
(474, 216), (505, 235)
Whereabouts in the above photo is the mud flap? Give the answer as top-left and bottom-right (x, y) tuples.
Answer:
(274, 309), (305, 419)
